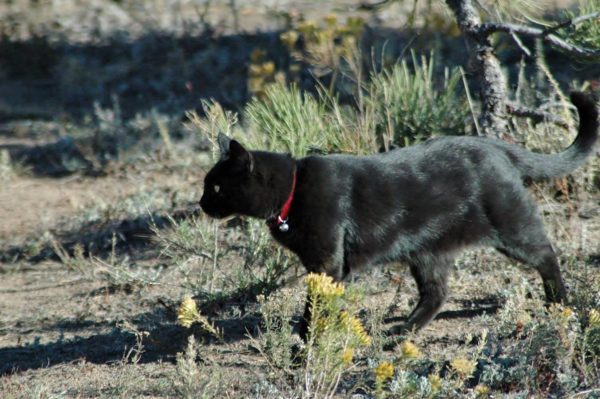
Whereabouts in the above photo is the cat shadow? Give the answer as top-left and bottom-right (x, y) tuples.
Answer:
(383, 296), (502, 325)
(0, 304), (262, 376)
(0, 206), (199, 264)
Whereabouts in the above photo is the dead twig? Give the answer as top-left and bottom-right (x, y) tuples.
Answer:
(506, 102), (570, 130)
(478, 16), (600, 59)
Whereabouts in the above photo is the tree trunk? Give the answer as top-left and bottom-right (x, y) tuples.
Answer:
(446, 0), (508, 137)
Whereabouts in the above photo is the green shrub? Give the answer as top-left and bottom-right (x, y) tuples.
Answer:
(245, 82), (336, 157)
(368, 52), (468, 147)
(560, 0), (600, 52)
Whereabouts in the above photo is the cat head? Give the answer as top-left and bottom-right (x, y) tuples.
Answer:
(200, 134), (257, 218)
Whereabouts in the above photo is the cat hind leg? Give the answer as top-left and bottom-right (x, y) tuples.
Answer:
(490, 190), (567, 303)
(404, 255), (451, 332)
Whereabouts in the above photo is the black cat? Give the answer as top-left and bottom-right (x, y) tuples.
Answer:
(200, 92), (598, 340)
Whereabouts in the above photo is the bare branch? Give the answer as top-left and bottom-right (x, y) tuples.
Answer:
(445, 0), (597, 137)
(506, 102), (570, 129)
(543, 11), (600, 35)
(356, 0), (397, 11)
(478, 13), (600, 58)
(446, 0), (481, 35)
(509, 31), (531, 56)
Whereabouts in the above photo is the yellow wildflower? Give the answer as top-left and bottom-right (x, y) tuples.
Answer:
(260, 61), (275, 76)
(374, 361), (394, 383)
(250, 48), (266, 63)
(474, 384), (490, 397)
(400, 340), (421, 359)
(589, 309), (600, 326)
(177, 297), (200, 328)
(561, 306), (574, 319)
(339, 311), (371, 346)
(314, 30), (332, 44)
(248, 64), (264, 77)
(450, 357), (476, 378)
(248, 78), (265, 95)
(177, 297), (223, 340)
(280, 30), (299, 49)
(341, 348), (354, 365)
(428, 373), (442, 392)
(305, 273), (345, 298)
(345, 16), (365, 34)
(314, 317), (329, 334)
(297, 21), (317, 36)
(323, 14), (337, 27)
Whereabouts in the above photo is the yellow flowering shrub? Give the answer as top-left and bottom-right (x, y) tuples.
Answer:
(450, 357), (476, 379)
(279, 14), (364, 94)
(176, 297), (222, 340)
(301, 273), (371, 397)
(341, 348), (354, 365)
(247, 48), (282, 98)
(305, 272), (345, 299)
(399, 341), (421, 359)
(177, 297), (200, 328)
(589, 309), (600, 326)
(374, 361), (395, 397)
(584, 307), (600, 364)
(474, 384), (490, 397)
(428, 373), (442, 393)
(374, 361), (394, 383)
(339, 310), (372, 346)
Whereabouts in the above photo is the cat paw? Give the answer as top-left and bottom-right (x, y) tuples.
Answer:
(382, 336), (402, 351)
(290, 343), (305, 368)
(381, 324), (409, 351)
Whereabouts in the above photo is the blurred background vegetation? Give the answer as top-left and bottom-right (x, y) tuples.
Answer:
(1, 0), (598, 176)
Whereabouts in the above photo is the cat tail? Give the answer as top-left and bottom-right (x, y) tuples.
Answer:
(508, 91), (598, 181)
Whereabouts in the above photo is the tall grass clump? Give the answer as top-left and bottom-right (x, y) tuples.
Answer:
(186, 99), (238, 160)
(173, 336), (223, 399)
(245, 82), (336, 157)
(153, 215), (217, 291)
(246, 80), (381, 156)
(235, 220), (297, 295)
(253, 288), (303, 372)
(369, 52), (468, 147)
(559, 0), (600, 51)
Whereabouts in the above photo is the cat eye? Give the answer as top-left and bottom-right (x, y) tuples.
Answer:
(214, 184), (220, 193)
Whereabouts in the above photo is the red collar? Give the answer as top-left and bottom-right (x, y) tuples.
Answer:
(269, 167), (296, 232)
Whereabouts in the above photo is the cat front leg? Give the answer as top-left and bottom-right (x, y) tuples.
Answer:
(387, 254), (452, 344)
(297, 256), (348, 342)
(298, 297), (311, 342)
(293, 259), (346, 365)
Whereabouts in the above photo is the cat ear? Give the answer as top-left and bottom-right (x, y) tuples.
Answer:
(217, 133), (231, 158)
(229, 140), (254, 173)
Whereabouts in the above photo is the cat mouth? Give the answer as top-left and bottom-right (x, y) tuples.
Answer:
(199, 200), (227, 218)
